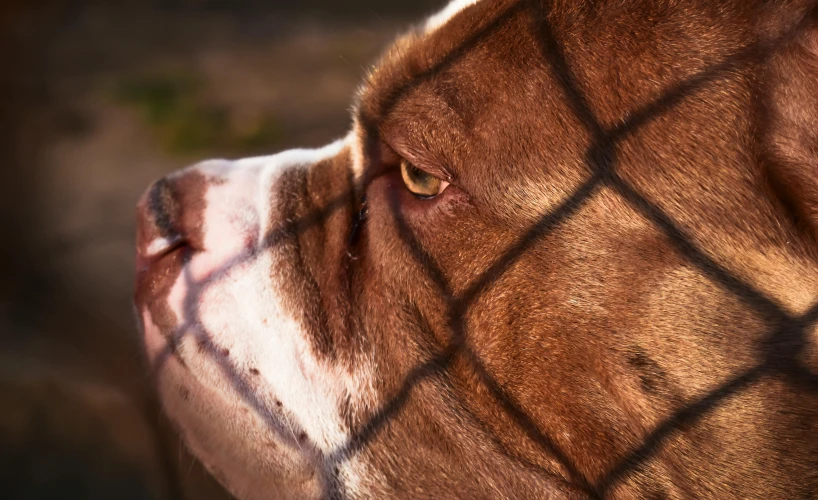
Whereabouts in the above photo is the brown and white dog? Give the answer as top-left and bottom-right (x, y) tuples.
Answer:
(134, 0), (818, 498)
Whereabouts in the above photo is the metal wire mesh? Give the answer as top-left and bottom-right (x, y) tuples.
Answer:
(151, 1), (818, 496)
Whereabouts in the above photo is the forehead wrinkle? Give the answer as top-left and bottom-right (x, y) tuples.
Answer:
(355, 0), (526, 131)
(388, 87), (471, 170)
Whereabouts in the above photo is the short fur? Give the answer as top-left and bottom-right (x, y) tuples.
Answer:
(135, 0), (818, 498)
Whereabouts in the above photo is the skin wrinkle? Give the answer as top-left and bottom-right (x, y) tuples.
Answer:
(279, 166), (338, 359)
(135, 0), (818, 498)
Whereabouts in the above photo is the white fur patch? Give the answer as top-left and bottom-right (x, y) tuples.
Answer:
(347, 125), (366, 181)
(235, 138), (348, 243)
(425, 0), (483, 32)
(336, 456), (381, 499)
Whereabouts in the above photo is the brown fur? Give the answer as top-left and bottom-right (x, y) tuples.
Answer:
(140, 0), (818, 497)
(335, 0), (818, 496)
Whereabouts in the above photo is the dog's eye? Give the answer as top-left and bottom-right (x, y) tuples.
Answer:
(400, 159), (448, 199)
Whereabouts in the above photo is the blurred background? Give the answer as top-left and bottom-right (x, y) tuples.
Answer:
(0, 1), (439, 498)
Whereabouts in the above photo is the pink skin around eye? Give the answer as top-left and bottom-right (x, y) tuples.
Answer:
(372, 170), (469, 220)
(437, 180), (451, 195)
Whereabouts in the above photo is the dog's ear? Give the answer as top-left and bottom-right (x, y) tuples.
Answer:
(763, 12), (818, 243)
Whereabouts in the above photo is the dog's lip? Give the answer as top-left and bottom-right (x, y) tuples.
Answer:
(133, 239), (193, 313)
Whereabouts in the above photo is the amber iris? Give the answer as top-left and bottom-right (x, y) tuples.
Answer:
(400, 159), (443, 198)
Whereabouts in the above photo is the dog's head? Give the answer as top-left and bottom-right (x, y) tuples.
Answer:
(134, 0), (818, 498)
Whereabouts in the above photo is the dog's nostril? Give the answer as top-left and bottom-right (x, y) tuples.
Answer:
(136, 176), (186, 260)
(147, 178), (180, 239)
(145, 233), (186, 258)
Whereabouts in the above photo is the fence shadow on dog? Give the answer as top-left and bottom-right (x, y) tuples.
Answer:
(150, 1), (818, 497)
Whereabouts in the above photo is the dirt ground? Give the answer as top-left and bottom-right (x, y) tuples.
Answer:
(0, 1), (438, 498)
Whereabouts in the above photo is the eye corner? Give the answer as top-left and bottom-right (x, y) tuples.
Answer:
(399, 158), (450, 199)
(377, 137), (456, 200)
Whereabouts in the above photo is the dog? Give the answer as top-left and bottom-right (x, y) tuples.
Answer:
(134, 0), (818, 497)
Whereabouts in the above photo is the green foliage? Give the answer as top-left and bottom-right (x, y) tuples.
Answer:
(112, 73), (282, 156)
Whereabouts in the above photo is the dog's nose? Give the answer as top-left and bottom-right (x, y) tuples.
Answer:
(135, 158), (268, 276)
(135, 170), (209, 268)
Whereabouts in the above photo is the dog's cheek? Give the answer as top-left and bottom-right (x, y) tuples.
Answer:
(364, 173), (475, 275)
